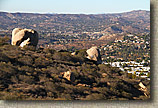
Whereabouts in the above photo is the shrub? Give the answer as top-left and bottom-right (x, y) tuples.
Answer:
(19, 66), (34, 73)
(0, 36), (10, 46)
(34, 56), (50, 67)
(0, 62), (16, 75)
(76, 49), (87, 57)
(0, 52), (10, 62)
(0, 91), (27, 100)
(85, 93), (105, 100)
(53, 52), (71, 61)
(18, 56), (33, 66)
(18, 75), (34, 84)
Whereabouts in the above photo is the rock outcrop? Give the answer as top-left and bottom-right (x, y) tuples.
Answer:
(71, 52), (76, 56)
(139, 82), (149, 97)
(11, 28), (38, 47)
(63, 71), (75, 82)
(86, 46), (102, 64)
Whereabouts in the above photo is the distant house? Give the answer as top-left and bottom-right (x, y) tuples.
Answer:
(124, 67), (130, 70)
(147, 78), (150, 80)
(111, 62), (121, 67)
(119, 68), (124, 71)
(117, 58), (123, 60)
(140, 76), (148, 78)
(110, 56), (116, 59)
(127, 71), (135, 74)
(128, 34), (134, 37)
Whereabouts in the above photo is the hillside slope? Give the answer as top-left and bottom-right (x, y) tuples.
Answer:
(0, 10), (150, 34)
(0, 10), (150, 50)
(0, 37), (150, 100)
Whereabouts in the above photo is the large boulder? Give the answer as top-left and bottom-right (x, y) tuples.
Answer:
(86, 46), (102, 64)
(11, 28), (38, 47)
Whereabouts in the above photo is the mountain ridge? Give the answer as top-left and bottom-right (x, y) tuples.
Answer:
(0, 10), (149, 15)
(0, 10), (150, 50)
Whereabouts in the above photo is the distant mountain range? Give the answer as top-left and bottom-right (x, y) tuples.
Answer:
(0, 10), (150, 34)
(0, 10), (150, 50)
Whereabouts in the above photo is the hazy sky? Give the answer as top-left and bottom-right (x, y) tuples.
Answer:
(0, 0), (150, 14)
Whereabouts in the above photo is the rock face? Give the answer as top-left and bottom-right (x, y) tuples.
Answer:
(11, 28), (38, 47)
(63, 71), (75, 82)
(86, 46), (102, 64)
(71, 52), (76, 56)
(139, 82), (149, 97)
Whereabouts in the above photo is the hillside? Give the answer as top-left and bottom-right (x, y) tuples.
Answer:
(0, 10), (150, 33)
(0, 37), (150, 100)
(101, 33), (150, 62)
(0, 10), (150, 50)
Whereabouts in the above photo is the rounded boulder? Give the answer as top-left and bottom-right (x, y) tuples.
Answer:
(11, 28), (38, 47)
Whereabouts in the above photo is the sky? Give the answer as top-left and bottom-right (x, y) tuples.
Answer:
(0, 0), (150, 14)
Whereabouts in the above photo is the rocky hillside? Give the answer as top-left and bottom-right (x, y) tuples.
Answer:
(0, 37), (150, 100)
